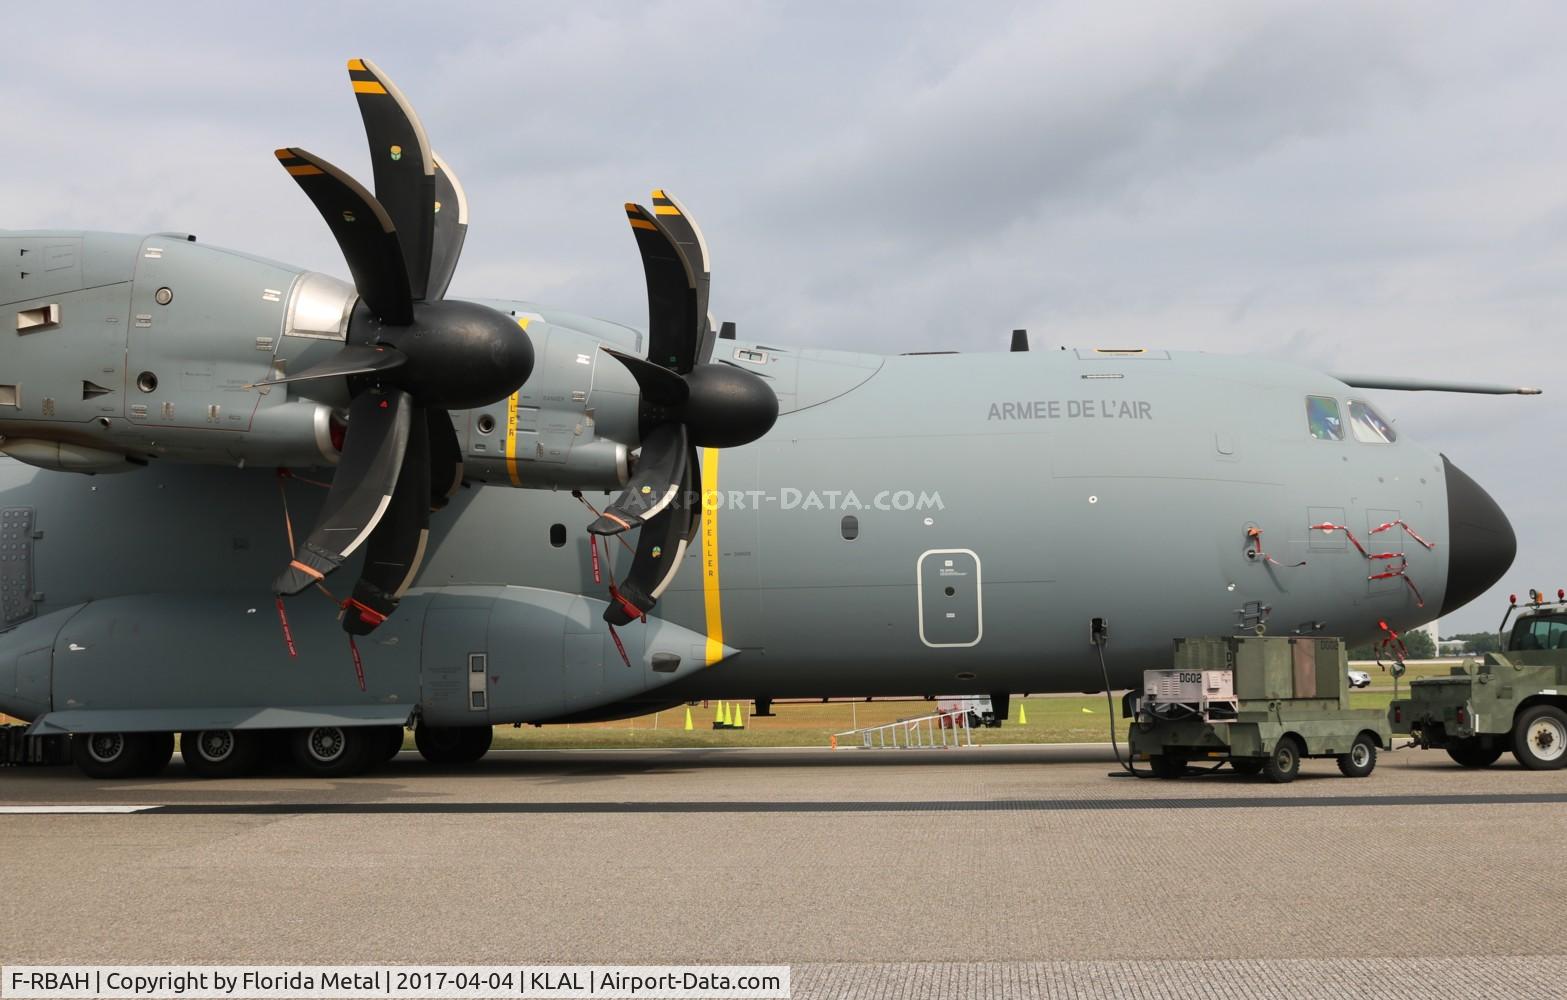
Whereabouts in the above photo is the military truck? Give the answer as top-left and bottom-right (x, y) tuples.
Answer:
(1390, 592), (1567, 770)
(1126, 636), (1391, 783)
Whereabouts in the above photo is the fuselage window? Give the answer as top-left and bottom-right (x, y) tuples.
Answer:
(1306, 396), (1343, 440)
(1347, 400), (1397, 443)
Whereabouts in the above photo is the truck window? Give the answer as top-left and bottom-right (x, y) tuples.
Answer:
(1346, 400), (1397, 443)
(1306, 396), (1343, 440)
(1508, 615), (1567, 651)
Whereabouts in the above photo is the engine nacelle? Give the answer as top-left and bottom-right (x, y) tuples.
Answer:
(0, 231), (352, 471)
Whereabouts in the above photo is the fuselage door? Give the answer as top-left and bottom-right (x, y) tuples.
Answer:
(918, 549), (983, 648)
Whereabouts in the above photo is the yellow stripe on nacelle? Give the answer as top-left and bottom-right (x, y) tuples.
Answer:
(701, 447), (724, 665)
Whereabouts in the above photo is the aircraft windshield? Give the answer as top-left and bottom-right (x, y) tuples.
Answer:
(1306, 396), (1344, 440)
(1347, 400), (1397, 443)
(1509, 614), (1567, 651)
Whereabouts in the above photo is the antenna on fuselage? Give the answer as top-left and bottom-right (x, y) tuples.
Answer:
(1010, 329), (1029, 352)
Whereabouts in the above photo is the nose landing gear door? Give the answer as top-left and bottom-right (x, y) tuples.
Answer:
(918, 549), (983, 648)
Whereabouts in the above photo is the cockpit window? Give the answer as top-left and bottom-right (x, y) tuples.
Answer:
(1510, 614), (1567, 651)
(1306, 396), (1343, 440)
(1347, 400), (1396, 443)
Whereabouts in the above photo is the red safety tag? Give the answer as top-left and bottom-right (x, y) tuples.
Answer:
(275, 597), (298, 658)
(348, 635), (366, 692)
(589, 534), (602, 584)
(608, 624), (631, 668)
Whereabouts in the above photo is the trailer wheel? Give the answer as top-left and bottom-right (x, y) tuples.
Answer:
(1444, 739), (1503, 768)
(1512, 705), (1567, 771)
(180, 730), (264, 779)
(1229, 758), (1264, 776)
(1148, 754), (1186, 779)
(288, 726), (375, 777)
(72, 732), (160, 780)
(1336, 735), (1377, 778)
(1263, 736), (1302, 784)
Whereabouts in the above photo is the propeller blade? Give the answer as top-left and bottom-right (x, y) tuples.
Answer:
(347, 58), (436, 301)
(274, 387), (413, 595)
(651, 190), (711, 357)
(601, 347), (689, 407)
(275, 147), (413, 325)
(250, 344), (406, 387)
(588, 423), (689, 535)
(603, 445), (698, 627)
(343, 406), (431, 634)
(625, 203), (700, 373)
(427, 407), (464, 511)
(427, 151), (470, 301)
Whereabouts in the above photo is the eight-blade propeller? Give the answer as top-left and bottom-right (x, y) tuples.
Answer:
(269, 59), (533, 634)
(588, 192), (779, 626)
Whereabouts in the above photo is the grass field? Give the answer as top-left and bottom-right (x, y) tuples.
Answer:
(0, 659), (1459, 750)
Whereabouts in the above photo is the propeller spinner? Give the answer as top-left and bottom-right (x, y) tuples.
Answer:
(268, 59), (533, 633)
(589, 192), (778, 626)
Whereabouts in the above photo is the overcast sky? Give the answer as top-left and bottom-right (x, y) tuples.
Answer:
(4, 1), (1563, 633)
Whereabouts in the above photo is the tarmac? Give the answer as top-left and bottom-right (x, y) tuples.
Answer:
(3, 743), (1565, 999)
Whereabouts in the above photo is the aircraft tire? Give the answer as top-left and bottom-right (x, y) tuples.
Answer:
(1511, 704), (1567, 771)
(1148, 754), (1186, 779)
(137, 732), (175, 777)
(1444, 739), (1503, 768)
(1262, 736), (1302, 784)
(415, 724), (494, 765)
(375, 726), (407, 763)
(1336, 735), (1377, 778)
(288, 726), (375, 778)
(181, 729), (265, 779)
(72, 732), (160, 780)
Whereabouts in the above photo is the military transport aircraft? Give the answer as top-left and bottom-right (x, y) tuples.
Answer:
(0, 60), (1528, 779)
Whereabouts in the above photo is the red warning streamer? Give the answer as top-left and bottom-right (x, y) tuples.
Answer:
(1312, 521), (1432, 608)
(1246, 526), (1306, 568)
(347, 635), (367, 692)
(275, 597), (298, 658)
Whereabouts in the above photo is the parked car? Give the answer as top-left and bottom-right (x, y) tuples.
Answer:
(1348, 669), (1372, 689)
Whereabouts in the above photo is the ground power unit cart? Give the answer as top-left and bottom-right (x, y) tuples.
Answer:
(1126, 636), (1391, 783)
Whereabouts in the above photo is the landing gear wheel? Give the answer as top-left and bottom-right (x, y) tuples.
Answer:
(180, 730), (264, 779)
(374, 726), (406, 763)
(1512, 705), (1567, 771)
(72, 732), (162, 780)
(1229, 758), (1264, 776)
(137, 732), (174, 777)
(288, 726), (375, 778)
(1263, 736), (1302, 784)
(1445, 739), (1504, 768)
(1337, 735), (1377, 778)
(1148, 754), (1186, 779)
(414, 724), (494, 765)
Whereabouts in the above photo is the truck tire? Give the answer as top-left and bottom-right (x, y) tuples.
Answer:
(1336, 735), (1377, 778)
(1148, 754), (1186, 779)
(1445, 740), (1504, 768)
(288, 726), (375, 778)
(415, 724), (494, 765)
(1511, 704), (1567, 771)
(1263, 736), (1302, 784)
(1229, 758), (1264, 776)
(180, 730), (264, 779)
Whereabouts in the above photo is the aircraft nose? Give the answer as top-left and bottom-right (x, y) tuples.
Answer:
(1440, 455), (1516, 616)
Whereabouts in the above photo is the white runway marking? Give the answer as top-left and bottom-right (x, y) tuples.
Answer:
(0, 805), (155, 814)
